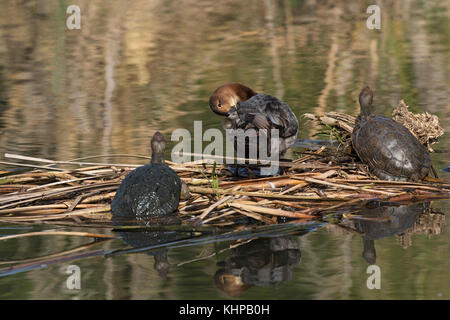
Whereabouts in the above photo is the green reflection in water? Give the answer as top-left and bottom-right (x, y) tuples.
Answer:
(0, 0), (448, 299)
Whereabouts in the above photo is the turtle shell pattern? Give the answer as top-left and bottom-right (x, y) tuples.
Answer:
(111, 163), (181, 218)
(352, 115), (431, 181)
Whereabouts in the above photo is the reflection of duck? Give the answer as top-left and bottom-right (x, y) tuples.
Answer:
(215, 237), (301, 297)
(111, 132), (182, 218)
(209, 83), (299, 157)
(350, 202), (427, 264)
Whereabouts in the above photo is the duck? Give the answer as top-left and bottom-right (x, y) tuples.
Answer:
(209, 83), (299, 158)
(111, 131), (182, 218)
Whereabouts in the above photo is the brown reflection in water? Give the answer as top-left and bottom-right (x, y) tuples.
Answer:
(0, 0), (448, 168)
(0, 0), (449, 300)
(215, 236), (301, 297)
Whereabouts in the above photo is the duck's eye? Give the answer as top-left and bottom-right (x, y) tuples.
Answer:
(218, 103), (222, 108)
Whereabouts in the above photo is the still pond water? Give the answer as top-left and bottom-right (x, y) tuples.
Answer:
(0, 0), (449, 299)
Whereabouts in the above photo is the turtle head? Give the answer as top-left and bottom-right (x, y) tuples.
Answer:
(362, 239), (376, 265)
(151, 131), (166, 164)
(359, 86), (373, 118)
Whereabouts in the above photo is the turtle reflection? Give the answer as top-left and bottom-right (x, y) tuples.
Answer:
(112, 215), (183, 278)
(215, 236), (301, 297)
(349, 202), (429, 264)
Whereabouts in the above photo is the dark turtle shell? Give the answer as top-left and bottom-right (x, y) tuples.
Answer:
(352, 114), (431, 181)
(111, 132), (182, 218)
(111, 163), (181, 218)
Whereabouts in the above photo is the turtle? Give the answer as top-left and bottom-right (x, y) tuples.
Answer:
(351, 87), (431, 181)
(111, 131), (182, 218)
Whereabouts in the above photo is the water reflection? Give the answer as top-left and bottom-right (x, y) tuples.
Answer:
(0, 0), (448, 177)
(341, 202), (436, 264)
(0, 203), (447, 298)
(0, 0), (449, 299)
(215, 236), (301, 297)
(112, 215), (183, 278)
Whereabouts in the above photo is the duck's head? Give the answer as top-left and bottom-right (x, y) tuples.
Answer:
(151, 131), (166, 164)
(214, 269), (252, 297)
(209, 83), (257, 116)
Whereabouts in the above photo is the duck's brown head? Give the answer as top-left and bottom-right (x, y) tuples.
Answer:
(151, 131), (166, 164)
(214, 269), (253, 297)
(209, 83), (257, 116)
(359, 86), (373, 118)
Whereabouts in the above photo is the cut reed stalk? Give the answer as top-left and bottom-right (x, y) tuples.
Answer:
(0, 230), (115, 241)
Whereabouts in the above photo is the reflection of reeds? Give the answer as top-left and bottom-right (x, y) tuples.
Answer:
(0, 0), (448, 161)
(264, 0), (284, 99)
(0, 0), (448, 299)
(0, 243), (110, 278)
(397, 209), (446, 248)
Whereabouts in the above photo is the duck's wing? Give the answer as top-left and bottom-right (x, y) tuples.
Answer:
(264, 99), (299, 138)
(237, 94), (298, 138)
(249, 113), (271, 131)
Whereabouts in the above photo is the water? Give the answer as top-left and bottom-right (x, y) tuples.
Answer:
(0, 0), (449, 299)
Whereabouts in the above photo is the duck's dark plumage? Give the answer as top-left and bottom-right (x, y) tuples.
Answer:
(209, 83), (299, 157)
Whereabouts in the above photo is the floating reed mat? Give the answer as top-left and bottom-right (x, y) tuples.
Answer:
(0, 140), (449, 225)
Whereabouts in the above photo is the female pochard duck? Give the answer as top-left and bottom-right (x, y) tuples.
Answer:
(209, 83), (299, 157)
